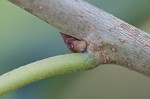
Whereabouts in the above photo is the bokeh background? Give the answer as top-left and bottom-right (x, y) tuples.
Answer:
(0, 0), (150, 99)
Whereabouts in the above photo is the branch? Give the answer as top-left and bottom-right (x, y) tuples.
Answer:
(0, 53), (97, 96)
(8, 0), (150, 77)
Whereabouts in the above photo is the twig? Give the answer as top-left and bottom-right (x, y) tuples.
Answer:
(0, 53), (97, 96)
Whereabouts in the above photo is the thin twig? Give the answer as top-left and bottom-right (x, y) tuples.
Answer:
(0, 53), (97, 96)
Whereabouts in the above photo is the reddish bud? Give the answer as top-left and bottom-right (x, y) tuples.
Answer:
(60, 32), (87, 53)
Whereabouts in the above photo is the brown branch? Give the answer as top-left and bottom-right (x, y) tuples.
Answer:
(8, 0), (150, 77)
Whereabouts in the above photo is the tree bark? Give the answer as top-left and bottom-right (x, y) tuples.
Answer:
(8, 0), (150, 77)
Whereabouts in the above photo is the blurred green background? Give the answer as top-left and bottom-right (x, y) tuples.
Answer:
(0, 0), (150, 99)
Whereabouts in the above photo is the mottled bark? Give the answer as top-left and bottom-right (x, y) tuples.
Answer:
(8, 0), (150, 77)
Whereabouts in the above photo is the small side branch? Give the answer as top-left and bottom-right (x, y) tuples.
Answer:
(0, 53), (97, 96)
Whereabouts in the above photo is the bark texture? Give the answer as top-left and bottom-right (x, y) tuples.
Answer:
(8, 0), (150, 77)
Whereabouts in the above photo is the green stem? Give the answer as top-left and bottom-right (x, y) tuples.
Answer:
(0, 53), (97, 96)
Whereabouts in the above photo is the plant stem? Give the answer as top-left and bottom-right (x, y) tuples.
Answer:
(8, 0), (150, 77)
(0, 53), (97, 96)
